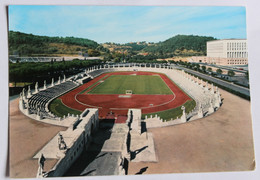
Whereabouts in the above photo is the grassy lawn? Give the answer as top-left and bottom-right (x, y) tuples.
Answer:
(88, 75), (172, 95)
(79, 75), (108, 94)
(141, 100), (196, 121)
(49, 98), (82, 117)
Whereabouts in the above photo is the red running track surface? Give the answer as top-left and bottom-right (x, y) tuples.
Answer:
(59, 71), (190, 122)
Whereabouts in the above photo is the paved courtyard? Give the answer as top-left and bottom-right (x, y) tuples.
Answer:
(128, 89), (255, 174)
(9, 99), (66, 178)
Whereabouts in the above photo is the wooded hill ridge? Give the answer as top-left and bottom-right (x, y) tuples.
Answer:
(9, 31), (216, 57)
(8, 31), (103, 56)
(143, 35), (216, 56)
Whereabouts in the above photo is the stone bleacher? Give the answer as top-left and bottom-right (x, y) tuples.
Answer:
(87, 68), (116, 78)
(27, 81), (78, 119)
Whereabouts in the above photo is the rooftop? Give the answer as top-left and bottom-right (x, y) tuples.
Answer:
(207, 39), (247, 43)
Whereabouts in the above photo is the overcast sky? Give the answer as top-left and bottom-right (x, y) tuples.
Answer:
(8, 5), (247, 43)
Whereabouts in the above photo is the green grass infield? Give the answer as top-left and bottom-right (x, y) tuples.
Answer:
(88, 75), (172, 95)
(141, 100), (196, 121)
(49, 98), (82, 117)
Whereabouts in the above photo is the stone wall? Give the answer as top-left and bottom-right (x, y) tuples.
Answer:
(35, 108), (99, 177)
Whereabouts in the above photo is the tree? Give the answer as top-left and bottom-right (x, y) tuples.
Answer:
(9, 59), (102, 86)
(87, 49), (101, 57)
(207, 67), (212, 72)
(245, 71), (249, 80)
(143, 34), (216, 55)
(114, 57), (121, 63)
(8, 31), (99, 56)
(190, 63), (196, 69)
(216, 68), (223, 75)
(227, 70), (235, 77)
(195, 64), (200, 71)
(201, 65), (206, 72)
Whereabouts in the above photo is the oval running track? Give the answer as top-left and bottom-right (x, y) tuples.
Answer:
(59, 71), (191, 119)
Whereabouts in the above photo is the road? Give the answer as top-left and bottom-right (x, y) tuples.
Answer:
(196, 63), (248, 73)
(175, 66), (250, 97)
(205, 64), (247, 73)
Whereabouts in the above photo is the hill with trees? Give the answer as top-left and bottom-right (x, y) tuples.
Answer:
(102, 42), (149, 54)
(8, 31), (217, 61)
(143, 34), (216, 56)
(8, 31), (102, 56)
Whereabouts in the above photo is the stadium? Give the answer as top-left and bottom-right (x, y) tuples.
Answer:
(16, 63), (223, 177)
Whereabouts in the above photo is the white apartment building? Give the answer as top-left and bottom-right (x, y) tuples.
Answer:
(190, 39), (248, 66)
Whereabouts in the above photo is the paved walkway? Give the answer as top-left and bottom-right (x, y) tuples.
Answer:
(130, 132), (157, 162)
(128, 89), (255, 174)
(9, 98), (66, 178)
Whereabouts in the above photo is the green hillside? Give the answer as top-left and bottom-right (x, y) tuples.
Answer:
(143, 34), (216, 56)
(8, 31), (101, 56)
(8, 31), (217, 59)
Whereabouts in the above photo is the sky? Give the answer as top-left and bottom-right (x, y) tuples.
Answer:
(8, 5), (247, 43)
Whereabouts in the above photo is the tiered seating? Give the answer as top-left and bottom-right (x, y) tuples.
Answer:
(165, 69), (217, 114)
(28, 81), (78, 119)
(88, 68), (116, 78)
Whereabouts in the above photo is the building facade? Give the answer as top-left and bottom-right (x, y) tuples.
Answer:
(190, 39), (248, 66)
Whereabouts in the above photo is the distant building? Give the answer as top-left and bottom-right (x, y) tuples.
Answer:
(190, 39), (248, 66)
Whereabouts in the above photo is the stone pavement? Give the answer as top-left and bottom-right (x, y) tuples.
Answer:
(89, 124), (129, 152)
(9, 98), (66, 178)
(130, 132), (157, 162)
(128, 89), (255, 174)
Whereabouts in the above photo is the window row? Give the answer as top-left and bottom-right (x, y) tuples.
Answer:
(227, 59), (248, 65)
(227, 42), (247, 51)
(227, 52), (247, 58)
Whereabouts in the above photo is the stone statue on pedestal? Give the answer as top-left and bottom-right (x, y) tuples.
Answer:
(211, 83), (214, 94)
(37, 153), (46, 177)
(51, 78), (54, 87)
(58, 76), (61, 84)
(35, 82), (38, 93)
(197, 102), (203, 118)
(43, 80), (46, 89)
(22, 88), (25, 98)
(27, 86), (31, 97)
(208, 98), (214, 114)
(181, 106), (187, 122)
(58, 133), (67, 150)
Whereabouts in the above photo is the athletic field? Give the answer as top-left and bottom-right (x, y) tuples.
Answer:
(87, 75), (172, 95)
(55, 71), (192, 121)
